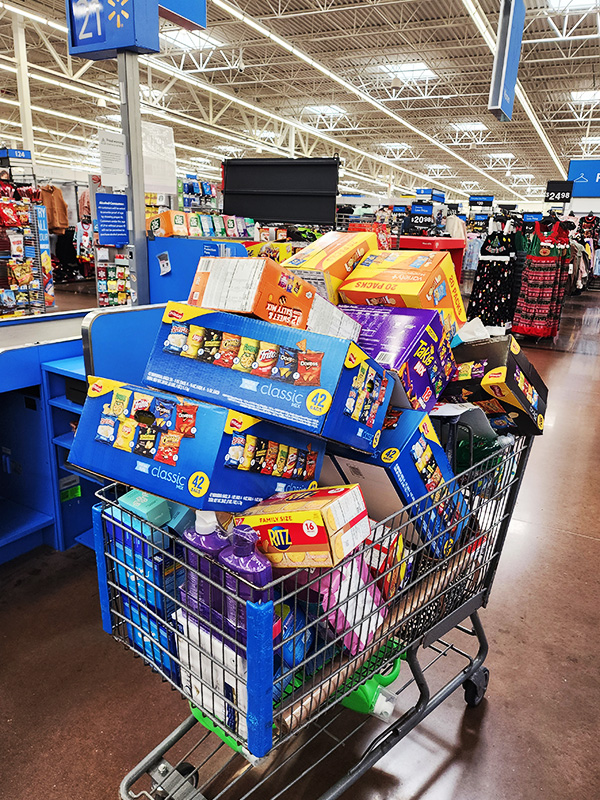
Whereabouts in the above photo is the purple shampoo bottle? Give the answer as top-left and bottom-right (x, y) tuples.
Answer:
(182, 511), (230, 625)
(218, 525), (273, 646)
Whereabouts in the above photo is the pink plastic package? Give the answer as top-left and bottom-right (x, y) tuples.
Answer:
(317, 555), (387, 656)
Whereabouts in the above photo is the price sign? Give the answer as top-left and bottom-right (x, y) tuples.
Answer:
(545, 180), (573, 204)
(411, 214), (433, 226)
(469, 195), (494, 208)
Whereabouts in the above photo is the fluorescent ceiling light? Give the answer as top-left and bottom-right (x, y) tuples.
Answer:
(103, 114), (122, 123)
(571, 90), (600, 103)
(381, 142), (412, 148)
(581, 136), (600, 144)
(160, 28), (223, 51)
(548, 0), (596, 10)
(451, 122), (488, 132)
(515, 173), (535, 178)
(244, 128), (277, 140)
(306, 104), (345, 116)
(489, 152), (515, 159)
(428, 164), (449, 170)
(380, 62), (437, 81)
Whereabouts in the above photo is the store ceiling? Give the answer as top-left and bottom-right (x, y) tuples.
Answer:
(0, 0), (599, 200)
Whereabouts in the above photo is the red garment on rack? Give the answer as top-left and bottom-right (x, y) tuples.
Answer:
(512, 221), (570, 339)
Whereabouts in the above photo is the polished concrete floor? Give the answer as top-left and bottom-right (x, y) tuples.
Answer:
(2, 293), (600, 800)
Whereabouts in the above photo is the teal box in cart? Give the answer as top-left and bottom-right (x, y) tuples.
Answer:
(142, 302), (393, 453)
(70, 376), (326, 511)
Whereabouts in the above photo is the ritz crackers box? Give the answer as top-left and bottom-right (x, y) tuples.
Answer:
(143, 302), (393, 453)
(338, 306), (457, 413)
(282, 231), (378, 304)
(186, 257), (361, 340)
(339, 250), (467, 339)
(442, 335), (548, 435)
(235, 484), (370, 569)
(69, 377), (326, 511)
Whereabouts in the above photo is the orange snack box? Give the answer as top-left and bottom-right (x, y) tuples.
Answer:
(235, 485), (370, 568)
(339, 250), (466, 339)
(146, 210), (189, 238)
(187, 256), (361, 338)
(282, 231), (378, 303)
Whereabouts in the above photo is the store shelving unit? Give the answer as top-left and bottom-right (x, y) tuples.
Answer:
(41, 354), (100, 551)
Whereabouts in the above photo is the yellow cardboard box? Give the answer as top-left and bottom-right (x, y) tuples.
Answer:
(339, 250), (466, 339)
(146, 210), (189, 238)
(235, 484), (370, 568)
(282, 231), (378, 304)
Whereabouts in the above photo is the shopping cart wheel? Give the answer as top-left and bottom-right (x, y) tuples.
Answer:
(150, 759), (200, 799)
(463, 667), (489, 708)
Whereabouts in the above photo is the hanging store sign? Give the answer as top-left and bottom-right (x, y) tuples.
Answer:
(488, 0), (526, 121)
(469, 195), (494, 208)
(66, 0), (206, 59)
(523, 213), (542, 222)
(410, 202), (434, 226)
(544, 180), (573, 203)
(567, 160), (600, 198)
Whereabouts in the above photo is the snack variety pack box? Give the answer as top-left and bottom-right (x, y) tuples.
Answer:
(325, 408), (468, 559)
(186, 257), (361, 340)
(146, 210), (189, 238)
(244, 241), (294, 263)
(235, 485), (370, 569)
(442, 335), (548, 435)
(69, 377), (326, 510)
(339, 250), (466, 339)
(143, 302), (393, 452)
(338, 306), (457, 413)
(282, 231), (378, 304)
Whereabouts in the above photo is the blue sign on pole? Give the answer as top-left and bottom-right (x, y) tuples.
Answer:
(66, 0), (160, 59)
(469, 195), (494, 206)
(66, 0), (207, 59)
(97, 193), (130, 246)
(489, 0), (526, 121)
(567, 159), (600, 198)
(523, 213), (543, 222)
(0, 148), (32, 160)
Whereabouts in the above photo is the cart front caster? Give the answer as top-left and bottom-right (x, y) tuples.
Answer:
(464, 667), (489, 707)
(150, 759), (201, 799)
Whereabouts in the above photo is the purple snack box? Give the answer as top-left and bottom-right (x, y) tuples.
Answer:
(338, 306), (457, 413)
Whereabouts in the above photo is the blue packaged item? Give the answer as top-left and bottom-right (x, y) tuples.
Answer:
(167, 501), (195, 535)
(70, 377), (326, 511)
(105, 505), (185, 618)
(274, 600), (314, 668)
(143, 302), (393, 453)
(121, 595), (180, 683)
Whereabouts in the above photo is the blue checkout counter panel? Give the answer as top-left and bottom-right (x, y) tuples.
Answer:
(0, 304), (166, 564)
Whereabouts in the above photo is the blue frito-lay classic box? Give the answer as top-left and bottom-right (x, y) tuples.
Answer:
(325, 408), (468, 559)
(142, 302), (393, 453)
(69, 377), (326, 511)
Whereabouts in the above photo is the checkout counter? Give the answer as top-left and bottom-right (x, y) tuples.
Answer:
(0, 305), (163, 564)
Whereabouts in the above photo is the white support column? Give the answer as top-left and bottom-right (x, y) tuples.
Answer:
(289, 126), (295, 158)
(118, 50), (149, 305)
(12, 14), (35, 166)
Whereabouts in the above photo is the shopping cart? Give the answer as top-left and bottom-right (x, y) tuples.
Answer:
(92, 433), (533, 800)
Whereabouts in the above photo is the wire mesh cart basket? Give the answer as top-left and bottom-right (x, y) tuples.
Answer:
(92, 433), (533, 800)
